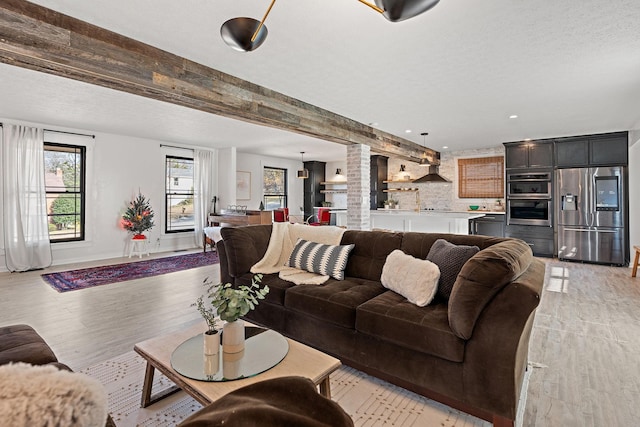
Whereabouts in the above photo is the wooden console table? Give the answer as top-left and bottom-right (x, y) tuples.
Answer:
(208, 210), (272, 227)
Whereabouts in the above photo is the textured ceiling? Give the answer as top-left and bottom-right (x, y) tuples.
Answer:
(1, 0), (639, 162)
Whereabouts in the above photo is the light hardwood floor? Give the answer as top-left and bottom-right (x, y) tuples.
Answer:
(1, 252), (638, 426)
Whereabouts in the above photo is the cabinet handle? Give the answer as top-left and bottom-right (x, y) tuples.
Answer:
(527, 243), (535, 247)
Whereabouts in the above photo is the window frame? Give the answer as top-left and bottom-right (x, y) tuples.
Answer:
(263, 166), (288, 210)
(165, 155), (195, 234)
(44, 142), (86, 243)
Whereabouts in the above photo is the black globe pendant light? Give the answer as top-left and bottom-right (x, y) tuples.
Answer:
(220, 18), (268, 52)
(359, 0), (440, 22)
(220, 0), (275, 52)
(220, 0), (440, 52)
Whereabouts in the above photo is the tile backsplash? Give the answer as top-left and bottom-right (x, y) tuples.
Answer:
(386, 146), (505, 212)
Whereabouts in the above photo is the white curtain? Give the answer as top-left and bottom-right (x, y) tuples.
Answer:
(194, 149), (216, 247)
(2, 124), (52, 272)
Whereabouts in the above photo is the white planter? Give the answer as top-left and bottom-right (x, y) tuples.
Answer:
(203, 330), (220, 355)
(222, 319), (245, 353)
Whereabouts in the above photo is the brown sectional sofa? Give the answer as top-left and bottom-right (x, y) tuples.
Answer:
(217, 224), (545, 427)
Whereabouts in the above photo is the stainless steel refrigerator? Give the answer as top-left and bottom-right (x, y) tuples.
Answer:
(556, 166), (628, 265)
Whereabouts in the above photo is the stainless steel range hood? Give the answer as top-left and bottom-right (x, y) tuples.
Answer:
(412, 165), (450, 183)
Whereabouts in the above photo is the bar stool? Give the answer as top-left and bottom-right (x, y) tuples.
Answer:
(632, 245), (640, 278)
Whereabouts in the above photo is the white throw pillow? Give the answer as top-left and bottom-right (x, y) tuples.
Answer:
(0, 362), (108, 427)
(380, 249), (440, 306)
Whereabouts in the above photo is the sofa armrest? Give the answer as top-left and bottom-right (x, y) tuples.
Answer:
(220, 225), (272, 278)
(0, 324), (58, 366)
(461, 258), (545, 420)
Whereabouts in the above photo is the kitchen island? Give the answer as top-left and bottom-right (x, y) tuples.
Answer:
(333, 210), (500, 235)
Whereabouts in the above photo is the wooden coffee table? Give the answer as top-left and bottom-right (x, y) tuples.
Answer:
(133, 322), (341, 408)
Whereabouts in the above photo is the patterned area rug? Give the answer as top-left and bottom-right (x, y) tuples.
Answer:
(42, 252), (219, 292)
(82, 351), (531, 427)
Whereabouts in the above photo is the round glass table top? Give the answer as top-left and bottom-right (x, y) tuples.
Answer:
(170, 326), (289, 382)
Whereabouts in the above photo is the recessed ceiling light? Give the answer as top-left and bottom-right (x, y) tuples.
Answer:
(442, 146), (449, 149)
(405, 129), (412, 133)
(509, 115), (518, 119)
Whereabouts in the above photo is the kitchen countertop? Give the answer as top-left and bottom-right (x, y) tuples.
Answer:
(332, 210), (491, 234)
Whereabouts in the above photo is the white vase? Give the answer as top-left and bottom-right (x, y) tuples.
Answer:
(203, 354), (219, 378)
(222, 349), (244, 379)
(222, 319), (245, 353)
(203, 330), (220, 355)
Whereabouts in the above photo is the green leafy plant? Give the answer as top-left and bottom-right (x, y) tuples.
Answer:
(195, 274), (269, 324)
(192, 281), (221, 333)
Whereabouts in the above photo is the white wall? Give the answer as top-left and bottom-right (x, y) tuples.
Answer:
(0, 120), (314, 270)
(217, 147), (236, 210)
(0, 121), (208, 269)
(235, 152), (304, 217)
(629, 131), (639, 264)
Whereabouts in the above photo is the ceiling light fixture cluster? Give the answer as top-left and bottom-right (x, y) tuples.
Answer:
(220, 0), (441, 52)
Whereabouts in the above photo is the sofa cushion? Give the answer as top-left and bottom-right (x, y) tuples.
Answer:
(341, 230), (403, 282)
(380, 250), (439, 307)
(356, 291), (465, 362)
(426, 239), (479, 300)
(235, 273), (295, 306)
(221, 225), (272, 278)
(287, 239), (355, 280)
(0, 324), (58, 366)
(400, 232), (505, 259)
(0, 362), (108, 427)
(448, 239), (533, 339)
(285, 277), (386, 329)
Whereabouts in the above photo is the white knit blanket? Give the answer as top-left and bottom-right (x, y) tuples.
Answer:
(250, 222), (346, 284)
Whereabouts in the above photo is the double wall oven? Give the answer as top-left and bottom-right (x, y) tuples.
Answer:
(506, 170), (553, 226)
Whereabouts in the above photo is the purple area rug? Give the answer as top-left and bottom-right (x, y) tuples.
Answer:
(42, 251), (219, 293)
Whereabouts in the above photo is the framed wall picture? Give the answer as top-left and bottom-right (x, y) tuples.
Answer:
(236, 171), (251, 200)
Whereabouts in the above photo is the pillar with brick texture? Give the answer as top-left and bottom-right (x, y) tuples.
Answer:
(346, 144), (371, 230)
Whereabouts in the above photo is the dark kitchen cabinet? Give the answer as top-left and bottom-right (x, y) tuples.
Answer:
(469, 215), (505, 237)
(370, 155), (388, 210)
(555, 139), (588, 167)
(303, 161), (325, 220)
(555, 132), (628, 168)
(504, 141), (553, 169)
(505, 224), (554, 257)
(589, 134), (628, 165)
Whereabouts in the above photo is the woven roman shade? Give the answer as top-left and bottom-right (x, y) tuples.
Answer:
(458, 156), (504, 198)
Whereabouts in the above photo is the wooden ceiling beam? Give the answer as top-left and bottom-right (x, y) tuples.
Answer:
(0, 0), (439, 163)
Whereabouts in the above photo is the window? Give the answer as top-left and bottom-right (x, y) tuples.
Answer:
(44, 143), (86, 242)
(458, 156), (504, 198)
(166, 156), (194, 233)
(263, 167), (287, 210)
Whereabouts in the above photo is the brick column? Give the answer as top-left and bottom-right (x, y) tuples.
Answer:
(346, 144), (371, 230)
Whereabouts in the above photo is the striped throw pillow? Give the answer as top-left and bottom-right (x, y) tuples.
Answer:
(287, 239), (355, 280)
